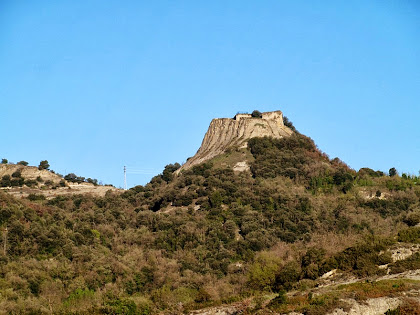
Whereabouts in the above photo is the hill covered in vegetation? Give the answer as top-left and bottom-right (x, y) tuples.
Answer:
(0, 116), (419, 314)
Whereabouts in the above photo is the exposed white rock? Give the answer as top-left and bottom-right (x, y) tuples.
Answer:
(391, 245), (420, 262)
(329, 297), (401, 315)
(321, 269), (337, 279)
(189, 305), (244, 315)
(233, 161), (250, 172)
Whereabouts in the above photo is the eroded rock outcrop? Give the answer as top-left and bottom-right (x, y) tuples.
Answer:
(178, 110), (293, 172)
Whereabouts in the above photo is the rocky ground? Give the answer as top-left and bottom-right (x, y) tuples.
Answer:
(0, 164), (121, 198)
(190, 246), (420, 315)
(1, 182), (120, 198)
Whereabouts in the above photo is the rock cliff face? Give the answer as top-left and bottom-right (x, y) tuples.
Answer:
(178, 110), (293, 172)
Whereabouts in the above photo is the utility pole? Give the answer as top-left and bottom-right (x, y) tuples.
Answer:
(124, 166), (127, 190)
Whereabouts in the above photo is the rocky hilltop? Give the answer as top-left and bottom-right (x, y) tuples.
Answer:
(0, 164), (62, 183)
(179, 110), (293, 172)
(0, 164), (119, 198)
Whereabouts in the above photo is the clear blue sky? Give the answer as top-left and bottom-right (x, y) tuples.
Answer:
(1, 1), (419, 188)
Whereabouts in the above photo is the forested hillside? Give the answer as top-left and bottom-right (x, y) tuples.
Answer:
(0, 132), (419, 314)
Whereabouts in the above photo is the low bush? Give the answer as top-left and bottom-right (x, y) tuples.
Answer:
(28, 193), (46, 201)
(398, 227), (420, 243)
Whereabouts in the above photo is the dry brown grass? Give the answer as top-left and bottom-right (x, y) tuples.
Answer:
(399, 298), (420, 315)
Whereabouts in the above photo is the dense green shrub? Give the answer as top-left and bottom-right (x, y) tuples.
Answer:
(161, 163), (181, 183)
(398, 227), (420, 243)
(64, 173), (85, 183)
(247, 134), (336, 185)
(403, 212), (420, 227)
(24, 179), (38, 187)
(38, 160), (50, 170)
(11, 178), (24, 186)
(191, 162), (213, 177)
(27, 193), (46, 201)
(389, 167), (397, 177)
(283, 116), (297, 132)
(86, 178), (98, 185)
(274, 261), (301, 291)
(363, 195), (414, 218)
(1, 175), (11, 187)
(358, 167), (384, 177)
(103, 296), (138, 314)
(389, 252), (420, 274)
(251, 110), (262, 118)
(11, 170), (22, 178)
(269, 290), (287, 308)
